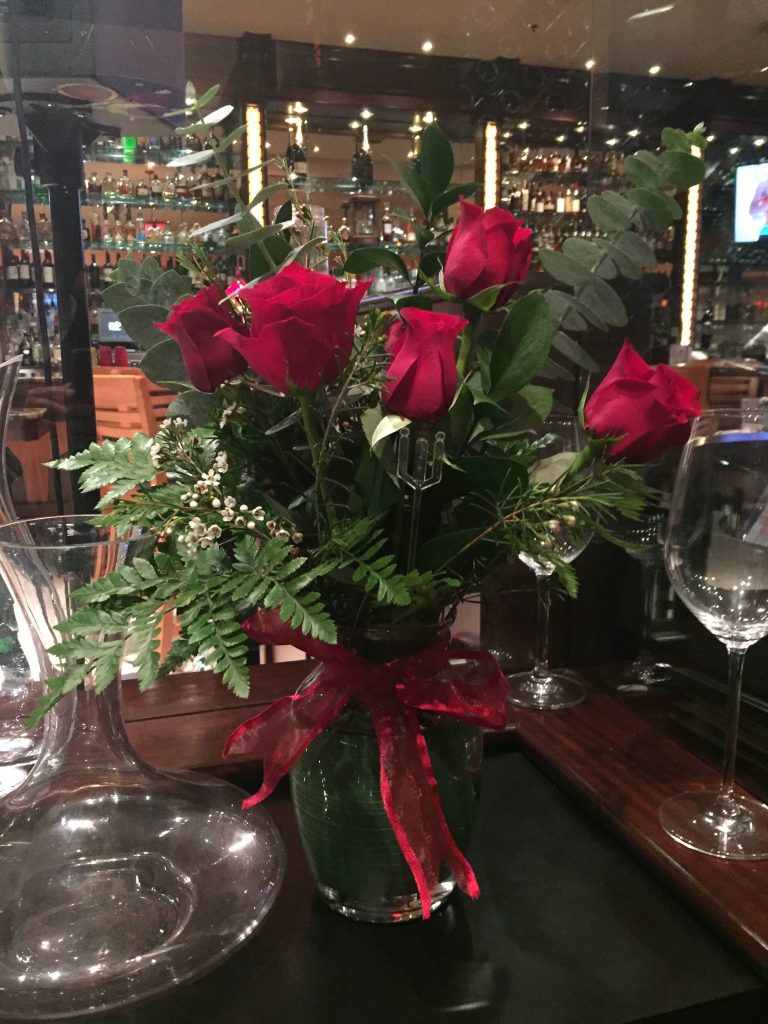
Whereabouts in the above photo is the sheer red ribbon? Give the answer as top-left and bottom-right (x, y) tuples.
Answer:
(224, 609), (508, 918)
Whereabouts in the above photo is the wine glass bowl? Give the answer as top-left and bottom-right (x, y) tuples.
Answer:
(661, 409), (768, 858)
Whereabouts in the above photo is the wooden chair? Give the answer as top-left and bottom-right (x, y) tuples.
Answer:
(91, 368), (175, 441)
(671, 361), (710, 407)
(92, 367), (177, 657)
(707, 374), (759, 409)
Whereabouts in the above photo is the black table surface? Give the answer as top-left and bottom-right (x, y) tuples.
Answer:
(34, 750), (768, 1024)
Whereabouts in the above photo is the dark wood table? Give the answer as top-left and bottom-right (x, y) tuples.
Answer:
(72, 662), (768, 1024)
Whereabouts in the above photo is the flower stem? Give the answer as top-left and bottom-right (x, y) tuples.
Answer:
(298, 391), (337, 535)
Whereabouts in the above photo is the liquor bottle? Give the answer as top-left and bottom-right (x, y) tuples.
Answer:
(37, 211), (52, 244)
(520, 180), (530, 212)
(101, 170), (116, 196)
(18, 250), (31, 285)
(136, 174), (151, 201)
(338, 216), (351, 243)
(150, 173), (163, 200)
(42, 249), (55, 286)
(556, 189), (566, 214)
(89, 212), (101, 244)
(534, 188), (545, 214)
(199, 171), (213, 200)
(163, 225), (175, 246)
(17, 213), (31, 248)
(101, 207), (113, 247)
(113, 219), (124, 247)
(161, 175), (176, 202)
(125, 216), (136, 242)
(544, 190), (556, 214)
(351, 123), (374, 189)
(31, 332), (43, 366)
(135, 209), (146, 244)
(564, 186), (573, 214)
(102, 251), (114, 285)
(174, 172), (189, 199)
(381, 205), (393, 243)
(87, 171), (102, 198)
(406, 218), (417, 243)
(176, 221), (189, 244)
(117, 168), (134, 197)
(88, 253), (101, 290)
(4, 249), (19, 284)
(82, 219), (90, 245)
(285, 120), (308, 183)
(571, 186), (581, 215)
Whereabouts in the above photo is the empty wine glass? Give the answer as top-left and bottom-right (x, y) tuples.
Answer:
(620, 511), (674, 687)
(661, 408), (768, 858)
(507, 416), (593, 711)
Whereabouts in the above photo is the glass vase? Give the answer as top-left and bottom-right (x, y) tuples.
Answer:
(289, 626), (484, 923)
(0, 517), (285, 1019)
(0, 355), (43, 795)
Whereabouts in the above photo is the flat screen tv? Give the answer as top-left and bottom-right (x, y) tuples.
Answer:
(735, 162), (768, 243)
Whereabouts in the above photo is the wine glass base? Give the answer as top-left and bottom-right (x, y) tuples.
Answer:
(660, 789), (768, 859)
(622, 659), (675, 687)
(507, 670), (586, 711)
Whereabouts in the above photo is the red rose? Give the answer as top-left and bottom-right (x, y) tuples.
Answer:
(217, 264), (370, 393)
(443, 198), (533, 307)
(156, 284), (247, 392)
(382, 307), (468, 422)
(585, 341), (702, 462)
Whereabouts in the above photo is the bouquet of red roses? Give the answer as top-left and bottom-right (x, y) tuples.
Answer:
(43, 88), (705, 910)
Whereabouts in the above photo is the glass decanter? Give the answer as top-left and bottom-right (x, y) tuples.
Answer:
(0, 517), (285, 1018)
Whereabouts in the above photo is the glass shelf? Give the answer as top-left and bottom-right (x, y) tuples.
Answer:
(84, 193), (235, 213)
(0, 189), (234, 215)
(272, 175), (411, 198)
(501, 171), (620, 186)
(83, 146), (209, 166)
(85, 241), (227, 255)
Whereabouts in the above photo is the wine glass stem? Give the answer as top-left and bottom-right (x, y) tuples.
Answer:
(721, 644), (749, 796)
(533, 571), (552, 680)
(640, 562), (657, 654)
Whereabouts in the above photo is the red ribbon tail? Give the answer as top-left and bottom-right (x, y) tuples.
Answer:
(224, 684), (353, 808)
(369, 697), (480, 920)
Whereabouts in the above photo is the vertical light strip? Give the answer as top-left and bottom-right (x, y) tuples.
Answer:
(246, 103), (266, 223)
(483, 121), (499, 210)
(679, 145), (703, 347)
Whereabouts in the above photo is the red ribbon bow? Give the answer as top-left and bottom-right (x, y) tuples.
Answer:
(224, 609), (508, 918)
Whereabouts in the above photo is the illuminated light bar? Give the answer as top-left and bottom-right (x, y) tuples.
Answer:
(679, 146), (702, 347)
(483, 121), (499, 210)
(246, 104), (266, 223)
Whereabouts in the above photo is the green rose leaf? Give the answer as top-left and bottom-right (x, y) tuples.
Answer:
(395, 294), (433, 310)
(593, 238), (642, 280)
(420, 122), (454, 200)
(490, 291), (557, 400)
(390, 159), (432, 220)
(344, 246), (411, 283)
(100, 282), (143, 314)
(431, 182), (479, 217)
(111, 257), (141, 289)
(139, 256), (163, 282)
(149, 270), (192, 308)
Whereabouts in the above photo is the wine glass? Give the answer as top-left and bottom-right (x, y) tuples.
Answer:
(620, 511), (674, 687)
(661, 408), (768, 858)
(507, 416), (593, 711)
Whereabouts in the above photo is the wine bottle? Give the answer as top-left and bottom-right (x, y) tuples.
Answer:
(102, 251), (114, 284)
(358, 123), (373, 189)
(88, 253), (100, 290)
(42, 249), (55, 287)
(4, 249), (18, 285)
(18, 250), (31, 285)
(286, 120), (308, 183)
(381, 205), (393, 243)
